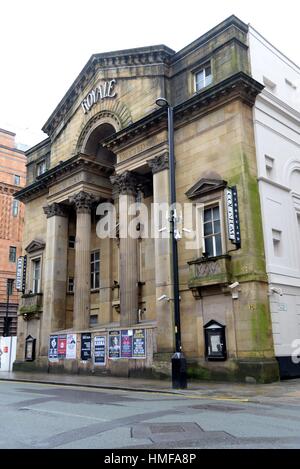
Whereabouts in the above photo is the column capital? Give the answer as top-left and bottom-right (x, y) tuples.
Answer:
(43, 203), (68, 218)
(147, 153), (169, 174)
(69, 191), (96, 213)
(110, 171), (138, 196)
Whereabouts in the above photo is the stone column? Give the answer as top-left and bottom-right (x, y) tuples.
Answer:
(40, 203), (68, 356)
(111, 171), (138, 327)
(99, 236), (113, 325)
(148, 154), (175, 352)
(70, 191), (95, 331)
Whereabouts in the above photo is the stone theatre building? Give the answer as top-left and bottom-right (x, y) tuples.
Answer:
(14, 16), (280, 382)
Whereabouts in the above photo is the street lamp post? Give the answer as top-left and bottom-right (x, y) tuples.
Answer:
(156, 98), (187, 389)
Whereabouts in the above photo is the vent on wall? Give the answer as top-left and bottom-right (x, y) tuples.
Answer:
(265, 155), (275, 179)
(272, 229), (283, 257)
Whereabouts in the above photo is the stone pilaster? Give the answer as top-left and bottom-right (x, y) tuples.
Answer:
(149, 155), (175, 352)
(40, 203), (68, 356)
(99, 236), (113, 325)
(70, 191), (95, 330)
(111, 172), (139, 326)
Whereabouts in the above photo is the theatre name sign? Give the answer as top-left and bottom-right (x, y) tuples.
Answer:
(81, 79), (117, 114)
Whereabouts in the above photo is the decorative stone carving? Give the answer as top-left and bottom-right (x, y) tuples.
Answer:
(147, 153), (169, 174)
(69, 191), (96, 213)
(43, 203), (68, 218)
(110, 171), (138, 196)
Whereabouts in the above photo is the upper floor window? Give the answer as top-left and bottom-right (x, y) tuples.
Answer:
(7, 279), (14, 296)
(91, 251), (100, 290)
(14, 175), (20, 185)
(9, 246), (17, 263)
(68, 235), (76, 248)
(37, 160), (47, 176)
(32, 258), (41, 294)
(195, 63), (212, 92)
(67, 277), (74, 293)
(12, 199), (19, 217)
(203, 205), (222, 258)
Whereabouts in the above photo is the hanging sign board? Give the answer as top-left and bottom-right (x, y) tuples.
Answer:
(94, 335), (106, 365)
(108, 331), (121, 359)
(81, 333), (91, 361)
(225, 186), (241, 247)
(16, 257), (24, 291)
(121, 330), (133, 358)
(66, 334), (77, 359)
(132, 329), (146, 358)
(48, 336), (58, 361)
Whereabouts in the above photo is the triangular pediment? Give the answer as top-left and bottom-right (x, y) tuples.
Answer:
(25, 239), (46, 253)
(42, 45), (174, 138)
(204, 320), (225, 329)
(186, 178), (227, 199)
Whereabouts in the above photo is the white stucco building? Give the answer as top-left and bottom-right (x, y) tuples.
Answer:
(249, 26), (300, 377)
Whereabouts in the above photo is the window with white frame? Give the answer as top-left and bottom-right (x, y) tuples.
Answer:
(14, 175), (20, 185)
(90, 251), (100, 290)
(203, 205), (222, 258)
(195, 63), (212, 92)
(32, 258), (41, 294)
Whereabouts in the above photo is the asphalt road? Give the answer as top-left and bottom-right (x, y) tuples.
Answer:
(1, 380), (300, 449)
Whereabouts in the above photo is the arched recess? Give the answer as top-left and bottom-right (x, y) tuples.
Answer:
(78, 115), (118, 165)
(290, 169), (300, 195)
(75, 99), (132, 155)
(283, 158), (300, 189)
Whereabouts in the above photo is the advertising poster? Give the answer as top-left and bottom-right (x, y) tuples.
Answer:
(94, 335), (106, 365)
(58, 335), (67, 359)
(48, 336), (58, 361)
(66, 334), (77, 359)
(132, 329), (146, 358)
(81, 333), (91, 361)
(121, 330), (133, 358)
(108, 331), (121, 359)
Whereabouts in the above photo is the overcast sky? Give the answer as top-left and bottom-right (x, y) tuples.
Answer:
(0, 0), (299, 148)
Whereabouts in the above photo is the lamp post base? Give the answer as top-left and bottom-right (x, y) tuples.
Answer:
(172, 352), (187, 389)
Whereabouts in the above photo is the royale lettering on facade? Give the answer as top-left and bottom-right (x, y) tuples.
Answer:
(81, 79), (117, 114)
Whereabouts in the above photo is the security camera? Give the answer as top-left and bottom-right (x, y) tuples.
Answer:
(270, 287), (283, 296)
(158, 295), (169, 302)
(229, 282), (239, 289)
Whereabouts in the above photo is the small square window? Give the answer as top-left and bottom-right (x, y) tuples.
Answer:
(9, 246), (17, 262)
(195, 63), (212, 92)
(90, 314), (98, 326)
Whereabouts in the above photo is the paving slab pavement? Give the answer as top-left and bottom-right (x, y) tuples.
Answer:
(1, 370), (300, 403)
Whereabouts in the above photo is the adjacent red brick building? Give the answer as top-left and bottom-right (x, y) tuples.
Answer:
(0, 128), (26, 335)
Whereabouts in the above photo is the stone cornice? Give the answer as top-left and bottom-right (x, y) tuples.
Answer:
(103, 72), (264, 151)
(42, 46), (174, 138)
(14, 153), (114, 203)
(43, 203), (68, 218)
(147, 153), (169, 174)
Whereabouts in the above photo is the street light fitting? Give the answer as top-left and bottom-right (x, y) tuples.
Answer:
(156, 97), (169, 108)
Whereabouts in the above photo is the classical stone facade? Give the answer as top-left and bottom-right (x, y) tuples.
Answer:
(14, 16), (279, 382)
